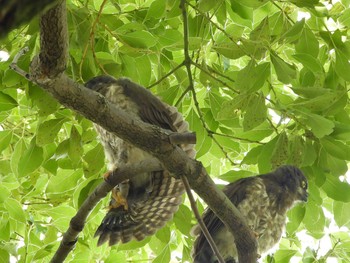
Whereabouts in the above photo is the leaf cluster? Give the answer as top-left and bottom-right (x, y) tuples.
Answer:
(1, 0), (350, 262)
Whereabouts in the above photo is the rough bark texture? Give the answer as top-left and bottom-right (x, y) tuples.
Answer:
(0, 0), (58, 38)
(23, 1), (258, 262)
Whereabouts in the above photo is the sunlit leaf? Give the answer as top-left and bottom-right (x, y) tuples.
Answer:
(333, 201), (350, 227)
(18, 138), (43, 177)
(322, 175), (350, 202)
(270, 52), (296, 84)
(36, 118), (65, 146)
(0, 92), (17, 111)
(119, 31), (157, 49)
(243, 93), (267, 131)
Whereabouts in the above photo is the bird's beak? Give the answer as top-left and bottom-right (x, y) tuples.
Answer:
(301, 192), (308, 202)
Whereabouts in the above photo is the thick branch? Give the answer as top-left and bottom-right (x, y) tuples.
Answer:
(0, 0), (58, 38)
(51, 159), (163, 263)
(23, 1), (258, 262)
(30, 0), (68, 78)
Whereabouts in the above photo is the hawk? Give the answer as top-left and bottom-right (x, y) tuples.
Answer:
(85, 76), (195, 246)
(192, 165), (308, 263)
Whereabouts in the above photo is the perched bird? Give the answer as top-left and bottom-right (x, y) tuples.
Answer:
(192, 165), (308, 263)
(85, 76), (195, 246)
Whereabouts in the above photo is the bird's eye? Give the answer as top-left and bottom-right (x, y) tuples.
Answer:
(301, 180), (307, 189)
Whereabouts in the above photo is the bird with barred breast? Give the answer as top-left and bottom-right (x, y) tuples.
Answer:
(85, 76), (195, 246)
(192, 165), (308, 263)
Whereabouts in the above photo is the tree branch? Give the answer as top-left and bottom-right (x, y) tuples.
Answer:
(51, 159), (163, 263)
(12, 1), (257, 262)
(181, 1), (258, 262)
(0, 0), (58, 38)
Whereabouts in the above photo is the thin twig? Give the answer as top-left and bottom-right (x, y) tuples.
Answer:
(180, 1), (225, 262)
(147, 61), (185, 89)
(211, 131), (264, 145)
(181, 175), (226, 263)
(9, 47), (31, 79)
(79, 0), (108, 78)
(191, 61), (238, 93)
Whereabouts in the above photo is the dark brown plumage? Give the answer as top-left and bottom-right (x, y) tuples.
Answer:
(85, 76), (195, 246)
(192, 165), (308, 263)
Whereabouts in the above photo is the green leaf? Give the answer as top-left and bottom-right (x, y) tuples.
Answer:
(236, 61), (270, 92)
(283, 18), (305, 42)
(321, 136), (350, 161)
(105, 251), (127, 263)
(45, 205), (76, 231)
(292, 53), (323, 73)
(258, 136), (278, 173)
(0, 91), (17, 111)
(296, 28), (319, 58)
(270, 132), (289, 169)
(158, 29), (183, 48)
(304, 200), (325, 239)
(155, 226), (171, 243)
(145, 0), (166, 20)
(287, 136), (304, 166)
(198, 0), (224, 12)
(243, 93), (267, 131)
(119, 31), (157, 49)
(174, 204), (192, 235)
(0, 130), (12, 153)
(18, 138), (43, 177)
(0, 185), (10, 203)
(153, 246), (170, 263)
(4, 198), (26, 223)
(270, 52), (296, 84)
(250, 17), (269, 42)
(292, 90), (346, 113)
(187, 109), (211, 158)
(299, 112), (334, 138)
(219, 169), (254, 182)
(46, 169), (82, 195)
(27, 84), (59, 116)
(230, 0), (253, 20)
(273, 249), (297, 263)
(286, 206), (306, 235)
(333, 201), (350, 227)
(217, 94), (249, 120)
(212, 42), (246, 59)
(322, 175), (350, 202)
(69, 125), (83, 167)
(36, 118), (65, 146)
(240, 0), (269, 8)
(242, 145), (263, 164)
(83, 143), (105, 177)
(335, 49), (350, 81)
(339, 8), (350, 27)
(209, 91), (224, 119)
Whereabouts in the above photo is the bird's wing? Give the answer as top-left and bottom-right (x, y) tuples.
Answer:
(90, 77), (195, 246)
(193, 177), (256, 258)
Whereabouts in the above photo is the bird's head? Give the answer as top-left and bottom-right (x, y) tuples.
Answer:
(85, 75), (118, 96)
(276, 165), (308, 203)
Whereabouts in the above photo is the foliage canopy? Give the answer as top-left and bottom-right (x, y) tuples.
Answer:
(0, 0), (350, 262)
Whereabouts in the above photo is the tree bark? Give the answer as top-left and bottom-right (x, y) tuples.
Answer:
(0, 0), (58, 38)
(21, 1), (258, 262)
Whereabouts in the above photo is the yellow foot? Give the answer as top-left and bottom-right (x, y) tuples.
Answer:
(103, 171), (112, 180)
(109, 188), (128, 210)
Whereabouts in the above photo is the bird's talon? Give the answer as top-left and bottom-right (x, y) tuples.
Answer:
(111, 189), (128, 210)
(103, 171), (113, 180)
